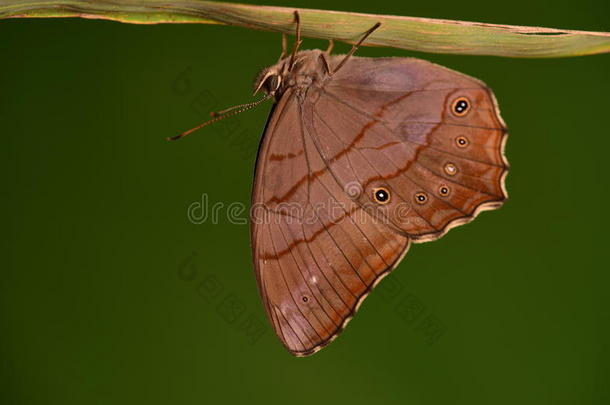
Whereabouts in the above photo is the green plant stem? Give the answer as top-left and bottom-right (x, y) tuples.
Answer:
(1, 0), (610, 57)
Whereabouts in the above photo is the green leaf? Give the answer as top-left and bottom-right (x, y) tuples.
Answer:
(2, 0), (610, 58)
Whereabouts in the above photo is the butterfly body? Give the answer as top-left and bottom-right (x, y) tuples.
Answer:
(249, 47), (508, 356)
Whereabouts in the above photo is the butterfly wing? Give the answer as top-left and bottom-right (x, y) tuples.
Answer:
(251, 88), (410, 356)
(301, 56), (508, 242)
(252, 56), (508, 356)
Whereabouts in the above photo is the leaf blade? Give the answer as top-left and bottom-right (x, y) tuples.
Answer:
(1, 0), (609, 57)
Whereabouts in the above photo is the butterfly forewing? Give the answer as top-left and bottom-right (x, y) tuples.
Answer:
(252, 85), (410, 356)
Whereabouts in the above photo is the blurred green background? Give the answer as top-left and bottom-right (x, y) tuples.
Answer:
(2, 0), (609, 404)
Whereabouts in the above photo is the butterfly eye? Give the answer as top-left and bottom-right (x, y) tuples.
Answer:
(265, 75), (282, 93)
(451, 97), (471, 117)
(414, 192), (428, 204)
(373, 187), (391, 204)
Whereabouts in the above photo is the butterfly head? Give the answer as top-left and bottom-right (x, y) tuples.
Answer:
(253, 66), (284, 97)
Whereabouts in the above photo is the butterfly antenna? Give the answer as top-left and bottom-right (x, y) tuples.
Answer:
(209, 100), (267, 117)
(166, 95), (272, 141)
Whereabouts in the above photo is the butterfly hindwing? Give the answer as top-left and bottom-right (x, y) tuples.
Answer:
(302, 56), (508, 242)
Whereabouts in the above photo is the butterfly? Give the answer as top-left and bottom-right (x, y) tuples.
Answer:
(171, 12), (508, 356)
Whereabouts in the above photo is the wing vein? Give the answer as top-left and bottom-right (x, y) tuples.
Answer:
(266, 224), (322, 343)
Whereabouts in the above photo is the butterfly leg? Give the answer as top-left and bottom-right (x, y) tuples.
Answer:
(277, 33), (288, 61)
(320, 53), (332, 75)
(329, 22), (381, 76)
(288, 11), (303, 71)
(319, 40), (335, 74)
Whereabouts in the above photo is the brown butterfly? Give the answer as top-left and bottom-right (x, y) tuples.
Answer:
(171, 12), (508, 356)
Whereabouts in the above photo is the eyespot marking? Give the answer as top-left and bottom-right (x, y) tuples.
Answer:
(444, 163), (458, 176)
(415, 192), (428, 204)
(439, 186), (450, 197)
(451, 97), (471, 117)
(373, 187), (391, 204)
(456, 136), (469, 148)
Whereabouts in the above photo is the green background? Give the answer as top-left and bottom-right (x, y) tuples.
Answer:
(3, 0), (609, 404)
